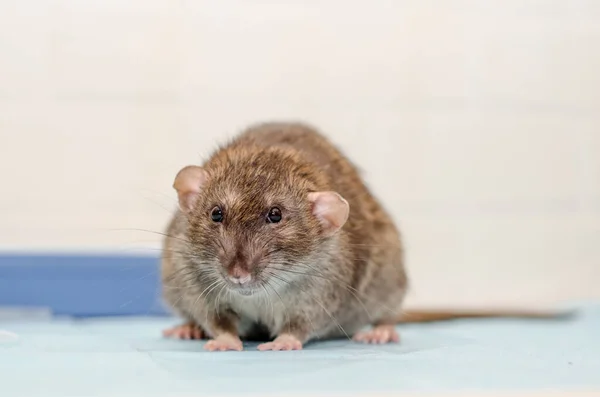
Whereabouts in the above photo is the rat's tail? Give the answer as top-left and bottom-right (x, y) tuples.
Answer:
(397, 308), (575, 323)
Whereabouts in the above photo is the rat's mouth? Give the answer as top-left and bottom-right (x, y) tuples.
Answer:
(224, 279), (260, 296)
(221, 268), (262, 296)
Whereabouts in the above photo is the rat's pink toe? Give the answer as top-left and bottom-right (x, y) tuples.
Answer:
(257, 334), (303, 351)
(353, 325), (399, 344)
(204, 334), (243, 352)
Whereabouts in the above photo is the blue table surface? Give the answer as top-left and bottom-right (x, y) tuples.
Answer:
(1, 304), (599, 397)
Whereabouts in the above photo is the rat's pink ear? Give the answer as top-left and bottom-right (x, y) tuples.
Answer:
(173, 165), (209, 212)
(307, 191), (349, 237)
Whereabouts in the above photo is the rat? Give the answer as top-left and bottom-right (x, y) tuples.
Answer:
(160, 121), (569, 351)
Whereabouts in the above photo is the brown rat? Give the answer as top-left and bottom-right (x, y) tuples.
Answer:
(160, 121), (569, 351)
(161, 121), (408, 350)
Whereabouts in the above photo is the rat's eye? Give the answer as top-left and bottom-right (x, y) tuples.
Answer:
(211, 206), (224, 222)
(266, 207), (282, 223)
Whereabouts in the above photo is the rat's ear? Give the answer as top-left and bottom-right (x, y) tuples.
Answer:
(307, 191), (349, 237)
(173, 165), (209, 212)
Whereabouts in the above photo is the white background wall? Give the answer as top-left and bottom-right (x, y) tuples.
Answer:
(1, 0), (599, 308)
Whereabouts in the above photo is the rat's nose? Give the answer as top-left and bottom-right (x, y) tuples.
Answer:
(227, 268), (251, 285)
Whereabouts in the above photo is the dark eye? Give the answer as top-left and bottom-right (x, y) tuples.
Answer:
(211, 206), (224, 222)
(266, 207), (282, 223)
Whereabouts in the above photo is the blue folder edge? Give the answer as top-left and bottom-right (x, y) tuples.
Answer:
(0, 253), (169, 317)
(0, 253), (585, 319)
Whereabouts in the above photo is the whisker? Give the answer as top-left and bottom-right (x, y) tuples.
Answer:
(293, 266), (373, 322)
(214, 283), (228, 319)
(264, 270), (350, 341)
(108, 228), (193, 246)
(270, 263), (396, 318)
(261, 284), (276, 322)
(344, 242), (403, 249)
(156, 250), (205, 261)
(263, 276), (290, 329)
(193, 278), (222, 309)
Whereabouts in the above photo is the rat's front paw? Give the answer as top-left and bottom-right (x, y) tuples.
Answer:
(257, 334), (303, 351)
(204, 334), (243, 351)
(353, 324), (400, 344)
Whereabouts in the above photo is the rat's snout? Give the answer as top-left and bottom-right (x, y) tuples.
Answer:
(226, 266), (252, 285)
(221, 242), (262, 282)
(221, 245), (261, 293)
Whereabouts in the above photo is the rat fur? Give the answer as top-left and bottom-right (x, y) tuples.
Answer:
(161, 121), (407, 350)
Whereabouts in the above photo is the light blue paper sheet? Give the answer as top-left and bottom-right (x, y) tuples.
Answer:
(1, 305), (599, 397)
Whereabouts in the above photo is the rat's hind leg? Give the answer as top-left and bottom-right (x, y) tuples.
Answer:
(163, 321), (205, 340)
(353, 324), (399, 344)
(351, 271), (405, 344)
(352, 242), (407, 345)
(352, 291), (404, 344)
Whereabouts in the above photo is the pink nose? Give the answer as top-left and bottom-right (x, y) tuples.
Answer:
(228, 273), (251, 285)
(227, 266), (252, 285)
